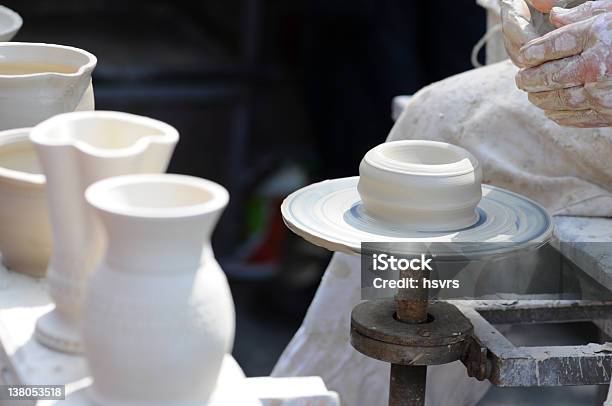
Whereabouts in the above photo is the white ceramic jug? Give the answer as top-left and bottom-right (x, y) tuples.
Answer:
(0, 43), (96, 130)
(0, 128), (51, 277)
(83, 174), (235, 406)
(30, 111), (179, 353)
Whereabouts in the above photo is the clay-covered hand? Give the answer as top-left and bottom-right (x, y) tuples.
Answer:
(516, 5), (612, 127)
(550, 0), (612, 26)
(500, 0), (574, 66)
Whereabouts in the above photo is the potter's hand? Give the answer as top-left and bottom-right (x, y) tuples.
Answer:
(500, 0), (570, 66)
(550, 0), (612, 26)
(516, 9), (612, 127)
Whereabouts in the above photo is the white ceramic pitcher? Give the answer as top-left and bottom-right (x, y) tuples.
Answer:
(30, 111), (179, 353)
(0, 42), (96, 130)
(84, 174), (235, 405)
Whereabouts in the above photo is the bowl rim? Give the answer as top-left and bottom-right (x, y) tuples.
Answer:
(0, 42), (97, 80)
(86, 174), (230, 220)
(362, 140), (480, 177)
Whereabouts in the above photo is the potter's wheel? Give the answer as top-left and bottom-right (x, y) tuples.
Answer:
(282, 141), (553, 257)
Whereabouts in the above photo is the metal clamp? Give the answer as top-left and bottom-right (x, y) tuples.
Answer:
(351, 300), (472, 366)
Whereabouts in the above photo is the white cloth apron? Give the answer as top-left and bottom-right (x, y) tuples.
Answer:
(388, 60), (612, 217)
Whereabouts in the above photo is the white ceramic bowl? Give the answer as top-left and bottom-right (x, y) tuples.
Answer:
(358, 140), (482, 231)
(0, 43), (97, 130)
(0, 128), (51, 277)
(0, 5), (22, 42)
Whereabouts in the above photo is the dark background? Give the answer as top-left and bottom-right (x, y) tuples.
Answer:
(5, 0), (486, 375)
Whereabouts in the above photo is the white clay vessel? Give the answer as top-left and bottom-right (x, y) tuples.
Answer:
(0, 43), (97, 130)
(358, 140), (482, 231)
(282, 140), (553, 256)
(0, 5), (22, 42)
(0, 128), (51, 277)
(30, 111), (179, 354)
(84, 174), (235, 406)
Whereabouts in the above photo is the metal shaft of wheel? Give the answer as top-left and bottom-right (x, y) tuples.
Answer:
(390, 267), (429, 406)
(389, 364), (427, 406)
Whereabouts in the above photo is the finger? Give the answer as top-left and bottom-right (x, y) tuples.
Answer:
(519, 17), (593, 67)
(501, 0), (541, 66)
(550, 1), (612, 27)
(504, 36), (530, 66)
(585, 80), (612, 110)
(545, 109), (611, 127)
(517, 54), (590, 91)
(528, 0), (567, 14)
(528, 86), (591, 110)
(501, 0), (539, 46)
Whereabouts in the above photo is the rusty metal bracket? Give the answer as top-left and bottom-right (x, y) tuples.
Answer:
(350, 299), (473, 406)
(457, 300), (612, 387)
(351, 298), (612, 404)
(461, 335), (491, 381)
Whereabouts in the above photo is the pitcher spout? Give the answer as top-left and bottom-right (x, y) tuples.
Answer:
(31, 111), (179, 175)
